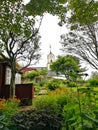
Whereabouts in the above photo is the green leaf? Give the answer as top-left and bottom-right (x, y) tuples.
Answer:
(0, 123), (3, 128)
(68, 116), (77, 121)
(3, 127), (10, 130)
(83, 121), (93, 128)
(63, 103), (78, 111)
(82, 113), (98, 123)
(78, 87), (94, 93)
(0, 115), (5, 120)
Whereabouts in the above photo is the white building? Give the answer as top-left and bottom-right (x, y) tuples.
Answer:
(47, 46), (55, 70)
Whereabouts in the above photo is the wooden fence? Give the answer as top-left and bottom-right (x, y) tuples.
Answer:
(3, 84), (34, 105)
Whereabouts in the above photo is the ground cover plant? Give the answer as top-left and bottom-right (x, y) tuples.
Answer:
(0, 98), (20, 130)
(32, 80), (98, 130)
(1, 78), (98, 130)
(13, 108), (63, 130)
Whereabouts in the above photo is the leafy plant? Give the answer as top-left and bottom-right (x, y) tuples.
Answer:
(0, 98), (20, 130)
(88, 78), (98, 87)
(68, 82), (77, 87)
(62, 83), (98, 130)
(0, 98), (19, 114)
(46, 79), (62, 91)
(33, 95), (59, 113)
(50, 55), (84, 81)
(13, 108), (62, 130)
(0, 111), (17, 130)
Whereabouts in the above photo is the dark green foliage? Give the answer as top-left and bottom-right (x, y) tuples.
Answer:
(33, 95), (60, 113)
(50, 55), (83, 81)
(13, 108), (63, 130)
(26, 0), (67, 16)
(39, 80), (46, 87)
(68, 82), (77, 87)
(19, 98), (32, 106)
(23, 70), (39, 80)
(56, 94), (67, 111)
(47, 79), (61, 91)
(62, 85), (98, 130)
(68, 0), (98, 25)
(88, 72), (98, 87)
(0, 112), (17, 130)
(88, 78), (98, 87)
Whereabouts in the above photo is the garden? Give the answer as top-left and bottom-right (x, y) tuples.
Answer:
(1, 76), (98, 130)
(0, 0), (98, 130)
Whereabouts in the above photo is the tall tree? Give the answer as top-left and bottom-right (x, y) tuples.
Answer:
(50, 55), (83, 81)
(60, 23), (98, 70)
(60, 0), (98, 70)
(0, 0), (42, 98)
(26, 0), (67, 16)
(59, 0), (98, 26)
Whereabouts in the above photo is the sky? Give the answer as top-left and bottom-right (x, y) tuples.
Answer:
(36, 13), (68, 67)
(23, 0), (68, 67)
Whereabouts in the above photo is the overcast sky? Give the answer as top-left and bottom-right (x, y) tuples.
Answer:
(23, 0), (67, 67)
(37, 13), (67, 67)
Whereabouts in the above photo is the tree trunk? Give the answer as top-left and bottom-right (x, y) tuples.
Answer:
(10, 60), (16, 98)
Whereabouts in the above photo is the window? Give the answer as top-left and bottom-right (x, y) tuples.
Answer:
(5, 67), (11, 84)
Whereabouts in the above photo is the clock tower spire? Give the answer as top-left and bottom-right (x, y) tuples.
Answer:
(47, 45), (55, 70)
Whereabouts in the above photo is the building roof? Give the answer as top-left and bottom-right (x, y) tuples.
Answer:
(22, 67), (37, 74)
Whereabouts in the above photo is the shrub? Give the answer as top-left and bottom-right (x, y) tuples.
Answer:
(46, 79), (61, 91)
(39, 80), (47, 87)
(33, 88), (71, 114)
(0, 98), (20, 130)
(33, 95), (59, 113)
(13, 108), (63, 130)
(68, 82), (77, 87)
(0, 98), (20, 120)
(88, 78), (98, 87)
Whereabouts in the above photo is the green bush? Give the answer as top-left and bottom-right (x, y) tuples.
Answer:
(13, 108), (63, 130)
(33, 95), (59, 113)
(56, 94), (68, 110)
(88, 78), (98, 87)
(46, 79), (61, 91)
(0, 98), (20, 121)
(68, 82), (77, 87)
(0, 112), (17, 130)
(0, 98), (19, 130)
(39, 80), (47, 87)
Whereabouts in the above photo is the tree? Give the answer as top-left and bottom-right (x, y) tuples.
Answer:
(23, 71), (39, 80)
(50, 55), (83, 81)
(59, 0), (98, 26)
(60, 0), (98, 70)
(0, 0), (42, 98)
(38, 69), (48, 77)
(26, 0), (67, 16)
(60, 23), (98, 70)
(23, 69), (48, 82)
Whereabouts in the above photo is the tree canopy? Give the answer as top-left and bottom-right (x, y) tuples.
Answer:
(60, 0), (98, 70)
(59, 0), (98, 26)
(23, 69), (48, 80)
(26, 0), (67, 16)
(50, 55), (84, 81)
(0, 0), (42, 97)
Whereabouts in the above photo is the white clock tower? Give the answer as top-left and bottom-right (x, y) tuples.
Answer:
(47, 45), (55, 70)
